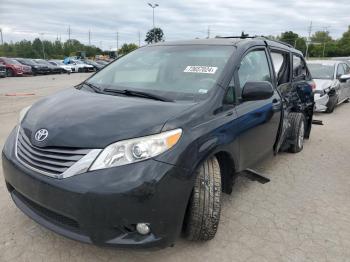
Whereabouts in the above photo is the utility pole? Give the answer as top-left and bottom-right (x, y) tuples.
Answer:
(0, 28), (3, 45)
(116, 31), (119, 51)
(305, 21), (312, 58)
(148, 3), (159, 43)
(88, 30), (91, 46)
(68, 25), (71, 42)
(207, 26), (210, 39)
(138, 31), (141, 47)
(322, 26), (330, 57)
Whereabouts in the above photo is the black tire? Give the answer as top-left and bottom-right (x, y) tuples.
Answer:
(326, 95), (337, 113)
(289, 112), (305, 153)
(6, 69), (13, 77)
(184, 156), (221, 241)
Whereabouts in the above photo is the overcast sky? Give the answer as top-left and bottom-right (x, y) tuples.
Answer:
(0, 0), (349, 50)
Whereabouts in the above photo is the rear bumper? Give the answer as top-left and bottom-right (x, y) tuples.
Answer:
(1, 129), (193, 248)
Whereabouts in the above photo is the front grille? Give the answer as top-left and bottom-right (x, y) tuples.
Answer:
(16, 128), (90, 177)
(13, 189), (80, 230)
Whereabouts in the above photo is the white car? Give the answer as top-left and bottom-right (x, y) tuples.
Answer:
(66, 59), (94, 73)
(307, 60), (350, 113)
(49, 60), (72, 74)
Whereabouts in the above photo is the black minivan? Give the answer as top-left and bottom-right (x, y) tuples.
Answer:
(2, 37), (314, 248)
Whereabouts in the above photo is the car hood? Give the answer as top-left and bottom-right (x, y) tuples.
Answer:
(313, 79), (335, 91)
(21, 88), (194, 149)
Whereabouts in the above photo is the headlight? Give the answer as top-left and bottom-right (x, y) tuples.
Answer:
(18, 105), (31, 123)
(89, 129), (182, 171)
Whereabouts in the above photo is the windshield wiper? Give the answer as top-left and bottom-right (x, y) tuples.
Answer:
(103, 88), (173, 102)
(83, 82), (103, 93)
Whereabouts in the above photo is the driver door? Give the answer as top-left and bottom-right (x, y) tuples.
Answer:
(235, 48), (282, 169)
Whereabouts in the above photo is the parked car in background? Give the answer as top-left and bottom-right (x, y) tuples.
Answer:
(307, 60), (350, 113)
(2, 37), (314, 248)
(15, 58), (50, 75)
(0, 57), (32, 77)
(49, 60), (72, 74)
(0, 62), (6, 78)
(83, 59), (103, 71)
(65, 59), (94, 72)
(95, 60), (109, 66)
(33, 59), (62, 74)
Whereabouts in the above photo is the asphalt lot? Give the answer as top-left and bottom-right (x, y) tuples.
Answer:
(0, 73), (350, 262)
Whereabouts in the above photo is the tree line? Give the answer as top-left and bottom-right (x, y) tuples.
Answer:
(1, 26), (349, 59)
(269, 25), (350, 57)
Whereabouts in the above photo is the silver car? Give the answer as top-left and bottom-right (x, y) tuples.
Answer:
(307, 60), (350, 113)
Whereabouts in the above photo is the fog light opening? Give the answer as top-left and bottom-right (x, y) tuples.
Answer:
(136, 223), (150, 235)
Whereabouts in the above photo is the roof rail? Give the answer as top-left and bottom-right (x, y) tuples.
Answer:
(215, 33), (294, 48)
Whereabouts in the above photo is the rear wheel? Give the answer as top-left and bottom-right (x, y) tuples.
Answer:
(184, 156), (221, 241)
(289, 112), (305, 153)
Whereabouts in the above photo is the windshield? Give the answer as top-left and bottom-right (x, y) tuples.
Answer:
(2, 58), (21, 65)
(19, 59), (35, 65)
(74, 60), (85, 64)
(308, 63), (335, 79)
(86, 45), (234, 101)
(51, 60), (64, 65)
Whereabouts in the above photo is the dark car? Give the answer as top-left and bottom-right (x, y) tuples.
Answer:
(0, 57), (32, 77)
(33, 59), (62, 74)
(0, 62), (6, 78)
(2, 37), (314, 249)
(83, 59), (103, 71)
(15, 58), (50, 75)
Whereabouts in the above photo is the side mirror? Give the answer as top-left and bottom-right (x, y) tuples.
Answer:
(242, 81), (274, 101)
(339, 74), (350, 83)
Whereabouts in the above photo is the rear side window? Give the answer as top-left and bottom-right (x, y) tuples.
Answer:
(292, 55), (308, 80)
(270, 51), (290, 86)
(238, 50), (272, 93)
(337, 64), (346, 77)
(344, 63), (350, 74)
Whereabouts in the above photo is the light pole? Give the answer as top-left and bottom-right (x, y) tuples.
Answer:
(39, 33), (45, 59)
(148, 3), (159, 43)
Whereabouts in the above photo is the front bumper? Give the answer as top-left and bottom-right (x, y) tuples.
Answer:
(314, 92), (329, 112)
(2, 129), (192, 248)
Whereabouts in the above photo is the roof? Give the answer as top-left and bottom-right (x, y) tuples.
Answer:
(149, 37), (302, 55)
(151, 38), (246, 46)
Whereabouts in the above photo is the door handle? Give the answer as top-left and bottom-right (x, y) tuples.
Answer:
(272, 98), (282, 110)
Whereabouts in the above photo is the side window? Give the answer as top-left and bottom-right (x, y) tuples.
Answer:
(344, 63), (350, 74)
(292, 54), (307, 80)
(337, 64), (346, 77)
(238, 50), (272, 95)
(270, 51), (290, 86)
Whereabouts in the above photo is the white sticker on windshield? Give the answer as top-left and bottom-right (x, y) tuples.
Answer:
(198, 89), (208, 94)
(184, 66), (218, 74)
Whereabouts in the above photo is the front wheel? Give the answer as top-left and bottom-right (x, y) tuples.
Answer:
(326, 94), (338, 113)
(6, 69), (13, 77)
(184, 156), (222, 241)
(289, 112), (305, 153)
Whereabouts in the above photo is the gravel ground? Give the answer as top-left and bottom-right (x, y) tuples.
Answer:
(0, 74), (350, 262)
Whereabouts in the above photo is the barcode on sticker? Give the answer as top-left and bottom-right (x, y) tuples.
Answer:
(184, 66), (218, 74)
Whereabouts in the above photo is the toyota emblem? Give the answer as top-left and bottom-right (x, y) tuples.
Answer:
(35, 129), (48, 142)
